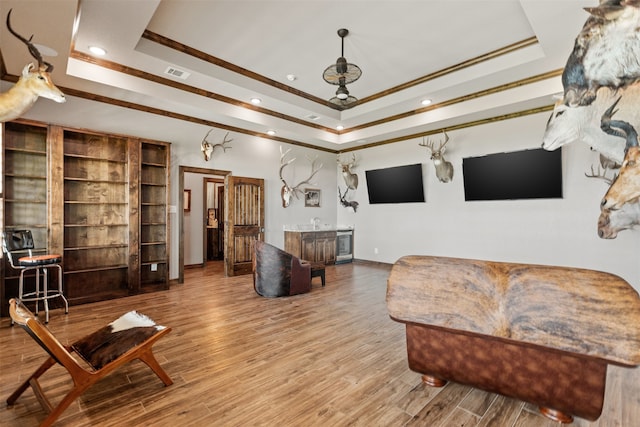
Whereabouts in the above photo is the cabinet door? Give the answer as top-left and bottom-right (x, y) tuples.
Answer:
(301, 233), (316, 261)
(316, 236), (336, 264)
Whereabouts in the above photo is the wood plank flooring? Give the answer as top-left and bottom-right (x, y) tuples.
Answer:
(1, 261), (638, 426)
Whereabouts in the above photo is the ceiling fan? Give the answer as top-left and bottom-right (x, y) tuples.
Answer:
(323, 28), (361, 108)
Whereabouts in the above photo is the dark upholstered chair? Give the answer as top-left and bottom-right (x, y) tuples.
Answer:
(252, 240), (311, 297)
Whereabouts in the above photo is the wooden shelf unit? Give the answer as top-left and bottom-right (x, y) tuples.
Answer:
(1, 122), (53, 316)
(140, 142), (170, 290)
(1, 121), (171, 315)
(63, 131), (130, 304)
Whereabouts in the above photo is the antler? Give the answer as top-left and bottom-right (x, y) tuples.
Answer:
(6, 9), (53, 72)
(209, 131), (233, 152)
(337, 153), (356, 168)
(279, 146), (295, 186)
(279, 147), (323, 207)
(585, 164), (616, 185)
(291, 156), (323, 197)
(201, 130), (232, 161)
(419, 131), (449, 153)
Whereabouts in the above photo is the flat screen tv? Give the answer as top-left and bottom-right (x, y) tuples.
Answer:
(365, 163), (425, 204)
(462, 148), (562, 201)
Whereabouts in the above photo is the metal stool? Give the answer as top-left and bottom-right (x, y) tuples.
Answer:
(2, 230), (68, 323)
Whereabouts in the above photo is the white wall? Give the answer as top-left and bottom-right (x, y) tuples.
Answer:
(337, 112), (640, 290)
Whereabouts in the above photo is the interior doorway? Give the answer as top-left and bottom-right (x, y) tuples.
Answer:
(204, 177), (224, 262)
(178, 166), (230, 284)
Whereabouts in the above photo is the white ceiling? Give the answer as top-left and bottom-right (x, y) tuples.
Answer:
(0, 0), (593, 152)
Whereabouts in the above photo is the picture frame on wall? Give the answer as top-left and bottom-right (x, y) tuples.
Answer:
(305, 188), (321, 207)
(184, 189), (191, 212)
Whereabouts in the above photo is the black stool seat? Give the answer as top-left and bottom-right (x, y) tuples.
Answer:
(18, 254), (62, 266)
(309, 262), (326, 287)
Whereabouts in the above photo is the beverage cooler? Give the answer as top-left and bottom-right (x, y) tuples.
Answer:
(336, 228), (354, 264)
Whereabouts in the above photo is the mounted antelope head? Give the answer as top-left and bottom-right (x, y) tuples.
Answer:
(419, 131), (453, 183)
(601, 145), (640, 210)
(337, 153), (359, 190)
(598, 197), (640, 239)
(279, 146), (323, 208)
(0, 9), (66, 122)
(201, 129), (232, 161)
(338, 187), (359, 212)
(598, 100), (640, 210)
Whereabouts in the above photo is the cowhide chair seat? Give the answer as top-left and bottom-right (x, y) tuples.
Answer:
(6, 299), (172, 427)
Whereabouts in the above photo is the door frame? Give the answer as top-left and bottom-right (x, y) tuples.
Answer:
(178, 166), (230, 284)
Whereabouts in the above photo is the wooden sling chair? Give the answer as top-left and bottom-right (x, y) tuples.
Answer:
(7, 298), (173, 427)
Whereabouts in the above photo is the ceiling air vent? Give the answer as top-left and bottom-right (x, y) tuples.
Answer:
(164, 66), (190, 80)
(306, 114), (320, 121)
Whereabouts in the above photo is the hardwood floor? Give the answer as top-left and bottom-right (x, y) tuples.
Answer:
(1, 261), (638, 426)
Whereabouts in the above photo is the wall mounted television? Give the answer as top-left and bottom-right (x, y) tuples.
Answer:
(462, 148), (562, 201)
(365, 163), (425, 204)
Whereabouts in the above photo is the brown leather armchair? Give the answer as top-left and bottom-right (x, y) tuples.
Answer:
(252, 240), (311, 297)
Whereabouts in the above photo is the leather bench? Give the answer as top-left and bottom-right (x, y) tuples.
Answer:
(386, 255), (640, 423)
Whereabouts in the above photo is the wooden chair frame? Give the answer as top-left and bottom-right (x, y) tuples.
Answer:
(6, 299), (173, 427)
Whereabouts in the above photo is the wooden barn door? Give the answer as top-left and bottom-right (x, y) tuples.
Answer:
(224, 176), (264, 276)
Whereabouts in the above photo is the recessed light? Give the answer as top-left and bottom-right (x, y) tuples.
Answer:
(421, 98), (432, 106)
(88, 46), (107, 56)
(336, 125), (344, 131)
(250, 97), (262, 105)
(286, 74), (297, 81)
(267, 130), (276, 136)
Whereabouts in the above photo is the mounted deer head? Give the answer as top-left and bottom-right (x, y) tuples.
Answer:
(337, 153), (359, 190)
(201, 129), (232, 161)
(419, 131), (453, 183)
(279, 146), (323, 208)
(1, 9), (66, 122)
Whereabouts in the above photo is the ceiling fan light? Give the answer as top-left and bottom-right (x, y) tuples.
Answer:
(336, 85), (349, 99)
(323, 28), (362, 96)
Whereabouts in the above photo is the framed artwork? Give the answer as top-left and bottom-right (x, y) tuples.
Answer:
(305, 188), (321, 207)
(184, 189), (191, 212)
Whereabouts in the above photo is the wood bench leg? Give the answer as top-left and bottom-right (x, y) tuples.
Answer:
(539, 407), (573, 424)
(422, 374), (447, 387)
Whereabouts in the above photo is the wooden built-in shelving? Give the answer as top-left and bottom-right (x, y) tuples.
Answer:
(140, 142), (170, 290)
(62, 131), (130, 304)
(1, 122), (52, 315)
(1, 121), (171, 315)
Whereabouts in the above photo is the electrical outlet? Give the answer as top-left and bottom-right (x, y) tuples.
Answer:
(151, 263), (158, 272)
(374, 248), (379, 254)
